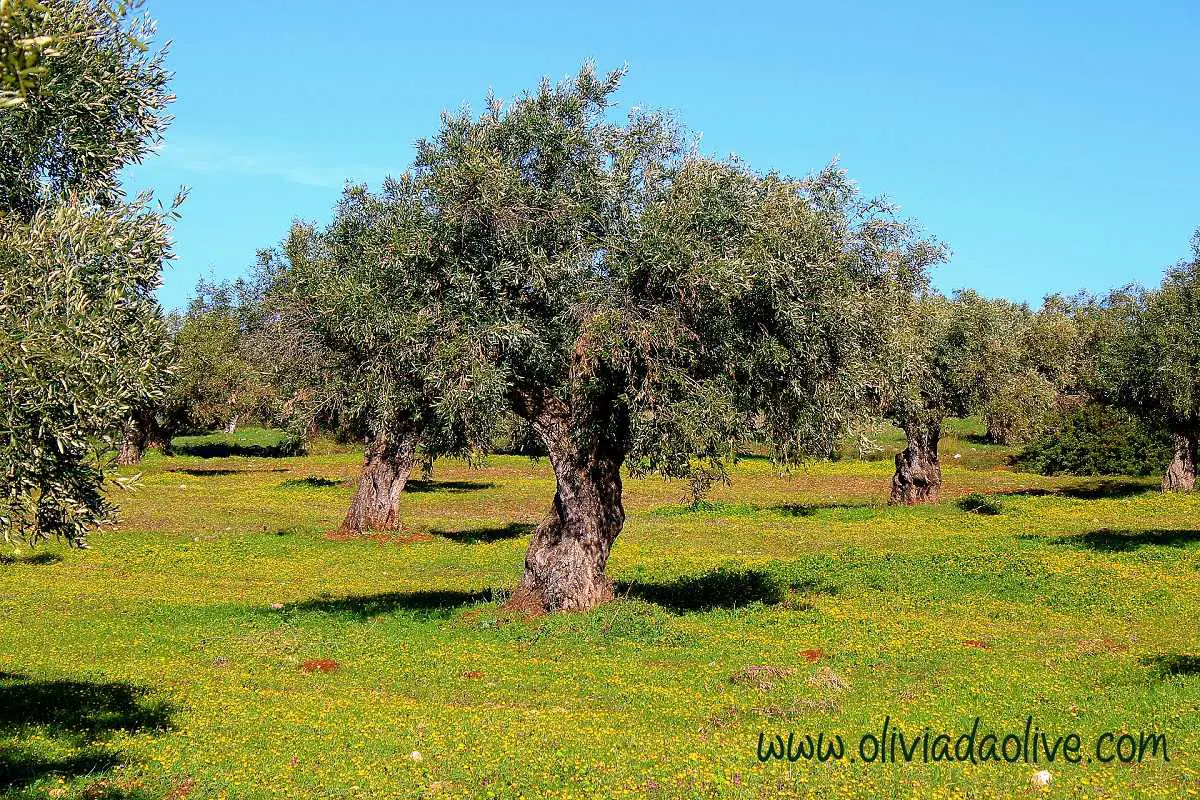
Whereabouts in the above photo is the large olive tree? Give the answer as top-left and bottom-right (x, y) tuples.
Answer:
(410, 66), (940, 610)
(1092, 230), (1200, 491)
(1, 0), (176, 545)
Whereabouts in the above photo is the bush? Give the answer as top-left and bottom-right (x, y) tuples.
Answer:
(1014, 404), (1170, 476)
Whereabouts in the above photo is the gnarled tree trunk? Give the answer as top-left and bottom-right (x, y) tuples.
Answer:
(116, 424), (146, 465)
(1162, 431), (1197, 492)
(116, 407), (162, 465)
(511, 404), (625, 613)
(890, 420), (942, 504)
(339, 431), (417, 534)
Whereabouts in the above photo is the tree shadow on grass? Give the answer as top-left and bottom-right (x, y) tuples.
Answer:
(430, 522), (534, 544)
(0, 672), (174, 792)
(405, 480), (495, 494)
(277, 476), (341, 489)
(1032, 528), (1200, 552)
(1140, 654), (1200, 679)
(168, 467), (288, 477)
(617, 567), (787, 613)
(0, 552), (62, 566)
(287, 589), (498, 620)
(1002, 480), (1153, 501)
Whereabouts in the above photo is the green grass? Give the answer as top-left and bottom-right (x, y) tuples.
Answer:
(1, 430), (1198, 798)
(170, 427), (304, 458)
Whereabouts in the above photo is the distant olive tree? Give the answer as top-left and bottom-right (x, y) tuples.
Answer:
(261, 185), (505, 535)
(1091, 230), (1200, 491)
(1, 0), (177, 545)
(884, 290), (1028, 504)
(165, 280), (278, 437)
(980, 299), (1078, 445)
(406, 65), (941, 610)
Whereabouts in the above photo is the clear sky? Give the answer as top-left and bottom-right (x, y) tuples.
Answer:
(125, 0), (1200, 310)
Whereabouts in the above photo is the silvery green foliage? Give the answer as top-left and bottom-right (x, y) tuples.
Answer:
(1, 198), (174, 545)
(262, 181), (509, 463)
(0, 0), (52, 109)
(883, 290), (1034, 432)
(0, 0), (171, 218)
(1, 0), (175, 546)
(410, 65), (943, 492)
(1093, 230), (1200, 432)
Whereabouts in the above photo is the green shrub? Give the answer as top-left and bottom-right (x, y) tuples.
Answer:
(1014, 404), (1170, 476)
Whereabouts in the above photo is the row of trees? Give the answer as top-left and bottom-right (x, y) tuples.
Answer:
(4, 1), (1199, 612)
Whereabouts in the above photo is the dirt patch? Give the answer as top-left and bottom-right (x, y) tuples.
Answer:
(808, 666), (849, 692)
(730, 665), (794, 691)
(299, 658), (340, 673)
(1077, 637), (1129, 655)
(800, 648), (825, 663)
(963, 639), (992, 650)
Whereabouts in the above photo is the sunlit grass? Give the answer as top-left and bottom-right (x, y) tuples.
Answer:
(0, 427), (1196, 798)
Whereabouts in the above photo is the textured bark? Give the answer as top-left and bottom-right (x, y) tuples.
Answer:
(225, 414), (239, 434)
(513, 403), (625, 613)
(116, 407), (161, 465)
(890, 420), (942, 505)
(1162, 431), (1197, 492)
(339, 431), (417, 534)
(116, 428), (144, 465)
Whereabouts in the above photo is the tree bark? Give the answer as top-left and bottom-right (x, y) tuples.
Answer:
(890, 420), (942, 505)
(1162, 430), (1197, 492)
(339, 431), (417, 534)
(511, 403), (625, 613)
(116, 407), (159, 465)
(225, 414), (239, 434)
(116, 425), (145, 465)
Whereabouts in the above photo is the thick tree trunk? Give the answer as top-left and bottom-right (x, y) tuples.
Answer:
(890, 420), (942, 505)
(225, 414), (239, 434)
(511, 406), (625, 613)
(339, 431), (417, 534)
(116, 427), (145, 465)
(116, 407), (158, 465)
(1162, 431), (1197, 492)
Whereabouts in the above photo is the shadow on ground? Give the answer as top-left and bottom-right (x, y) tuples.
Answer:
(1140, 654), (1200, 678)
(168, 467), (288, 477)
(1003, 479), (1153, 501)
(287, 589), (498, 620)
(0, 672), (173, 792)
(405, 480), (495, 494)
(0, 552), (62, 566)
(430, 522), (534, 544)
(1031, 528), (1200, 552)
(617, 567), (788, 612)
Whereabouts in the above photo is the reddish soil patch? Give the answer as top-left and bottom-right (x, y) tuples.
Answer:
(963, 639), (992, 650)
(800, 648), (825, 663)
(462, 670), (484, 679)
(300, 658), (340, 673)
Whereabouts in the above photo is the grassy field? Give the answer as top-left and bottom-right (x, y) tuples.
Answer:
(1, 423), (1198, 799)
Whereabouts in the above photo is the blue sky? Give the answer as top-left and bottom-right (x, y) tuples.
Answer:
(126, 1), (1200, 310)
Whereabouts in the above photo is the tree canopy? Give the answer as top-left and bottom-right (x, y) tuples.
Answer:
(0, 0), (176, 545)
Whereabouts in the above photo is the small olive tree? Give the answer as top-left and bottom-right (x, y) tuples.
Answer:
(1092, 230), (1200, 491)
(884, 290), (1028, 504)
(262, 184), (505, 535)
(1, 0), (177, 545)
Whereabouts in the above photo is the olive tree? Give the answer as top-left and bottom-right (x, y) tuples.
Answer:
(1, 0), (176, 545)
(980, 300), (1078, 445)
(1092, 230), (1200, 491)
(262, 185), (505, 535)
(412, 66), (941, 610)
(884, 290), (1027, 504)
